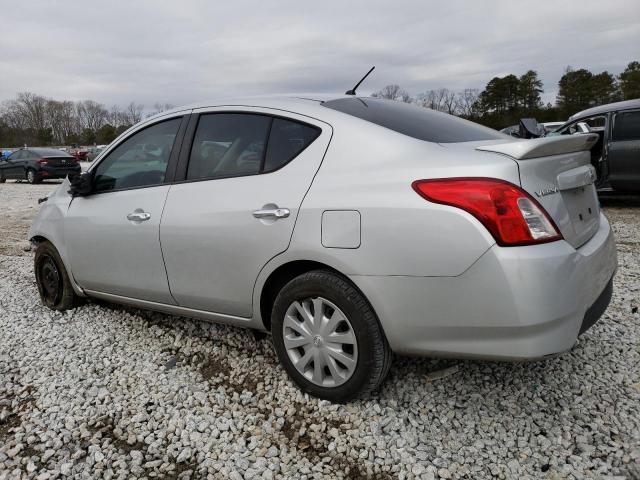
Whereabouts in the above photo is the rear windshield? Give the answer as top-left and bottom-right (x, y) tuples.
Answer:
(33, 148), (73, 157)
(322, 97), (506, 143)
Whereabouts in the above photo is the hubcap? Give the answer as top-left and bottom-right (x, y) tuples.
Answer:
(283, 297), (358, 387)
(39, 255), (62, 304)
(28, 171), (35, 182)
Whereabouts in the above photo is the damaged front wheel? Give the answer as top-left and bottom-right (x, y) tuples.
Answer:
(34, 241), (81, 310)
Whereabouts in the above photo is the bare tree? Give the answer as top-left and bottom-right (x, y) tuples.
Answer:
(76, 100), (108, 131)
(0, 99), (27, 129)
(3, 92), (49, 131)
(372, 84), (412, 103)
(455, 89), (480, 118)
(441, 89), (458, 115)
(107, 105), (128, 127)
(0, 93), (173, 147)
(125, 102), (144, 124)
(416, 88), (457, 114)
(45, 100), (76, 143)
(147, 102), (175, 118)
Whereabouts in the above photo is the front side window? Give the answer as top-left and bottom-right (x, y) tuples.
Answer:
(613, 111), (640, 141)
(93, 118), (181, 192)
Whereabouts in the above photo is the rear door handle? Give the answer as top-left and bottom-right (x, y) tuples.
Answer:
(253, 207), (290, 219)
(127, 211), (151, 222)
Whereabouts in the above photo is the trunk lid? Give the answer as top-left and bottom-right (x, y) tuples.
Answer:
(475, 134), (600, 248)
(44, 156), (77, 168)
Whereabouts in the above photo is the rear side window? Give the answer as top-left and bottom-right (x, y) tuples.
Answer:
(187, 114), (321, 180)
(264, 118), (320, 172)
(322, 97), (505, 143)
(613, 111), (640, 141)
(187, 114), (271, 180)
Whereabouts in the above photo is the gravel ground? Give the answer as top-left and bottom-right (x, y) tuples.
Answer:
(1, 181), (639, 480)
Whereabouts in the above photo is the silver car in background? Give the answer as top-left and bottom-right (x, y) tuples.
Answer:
(29, 96), (617, 401)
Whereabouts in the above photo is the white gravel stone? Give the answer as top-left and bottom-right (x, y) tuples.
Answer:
(1, 183), (639, 479)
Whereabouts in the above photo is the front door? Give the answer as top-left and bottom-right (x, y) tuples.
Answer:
(160, 110), (330, 317)
(64, 116), (185, 303)
(5, 151), (24, 178)
(608, 109), (640, 192)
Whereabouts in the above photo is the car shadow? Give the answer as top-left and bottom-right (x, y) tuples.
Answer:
(599, 194), (640, 208)
(89, 295), (587, 418)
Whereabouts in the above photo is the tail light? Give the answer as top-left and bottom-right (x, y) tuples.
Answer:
(412, 178), (562, 246)
(37, 158), (48, 165)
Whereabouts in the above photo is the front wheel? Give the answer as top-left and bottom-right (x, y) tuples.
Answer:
(271, 270), (392, 402)
(34, 241), (80, 310)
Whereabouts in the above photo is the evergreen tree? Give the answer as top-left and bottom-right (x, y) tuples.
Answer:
(619, 61), (640, 99)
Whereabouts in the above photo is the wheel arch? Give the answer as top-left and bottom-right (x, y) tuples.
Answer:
(30, 234), (49, 245)
(257, 259), (378, 333)
(29, 234), (86, 297)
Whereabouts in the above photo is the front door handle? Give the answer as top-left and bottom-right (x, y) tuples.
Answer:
(253, 207), (290, 219)
(127, 211), (151, 222)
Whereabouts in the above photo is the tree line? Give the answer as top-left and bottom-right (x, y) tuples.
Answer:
(1, 61), (638, 147)
(0, 94), (174, 147)
(372, 61), (639, 129)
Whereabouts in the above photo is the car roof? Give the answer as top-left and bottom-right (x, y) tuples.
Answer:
(29, 147), (74, 156)
(569, 99), (640, 121)
(145, 94), (340, 122)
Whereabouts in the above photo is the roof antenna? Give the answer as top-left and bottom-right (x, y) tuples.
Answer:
(345, 66), (375, 96)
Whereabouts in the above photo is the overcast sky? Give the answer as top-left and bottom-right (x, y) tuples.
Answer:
(1, 0), (638, 109)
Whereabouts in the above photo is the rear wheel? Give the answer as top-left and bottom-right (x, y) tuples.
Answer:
(271, 270), (392, 402)
(34, 241), (80, 310)
(26, 169), (40, 184)
(0, 174), (5, 183)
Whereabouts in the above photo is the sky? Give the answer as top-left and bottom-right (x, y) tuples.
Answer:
(1, 0), (638, 109)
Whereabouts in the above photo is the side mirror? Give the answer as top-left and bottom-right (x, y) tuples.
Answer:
(68, 171), (94, 197)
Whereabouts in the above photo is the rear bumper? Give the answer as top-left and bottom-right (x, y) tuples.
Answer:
(579, 277), (613, 335)
(38, 165), (81, 178)
(350, 213), (617, 360)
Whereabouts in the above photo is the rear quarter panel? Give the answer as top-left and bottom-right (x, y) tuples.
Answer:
(282, 121), (521, 277)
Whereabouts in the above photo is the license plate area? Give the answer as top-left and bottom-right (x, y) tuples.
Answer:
(560, 185), (600, 247)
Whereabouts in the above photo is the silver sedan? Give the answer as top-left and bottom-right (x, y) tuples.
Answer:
(29, 96), (617, 401)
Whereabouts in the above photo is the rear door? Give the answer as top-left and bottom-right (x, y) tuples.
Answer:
(608, 109), (640, 192)
(160, 108), (331, 317)
(64, 114), (188, 303)
(9, 150), (26, 178)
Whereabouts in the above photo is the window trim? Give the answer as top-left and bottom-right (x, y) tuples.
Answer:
(172, 111), (322, 185)
(86, 115), (188, 196)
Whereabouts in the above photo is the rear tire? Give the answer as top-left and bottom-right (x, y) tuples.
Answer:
(26, 169), (40, 184)
(0, 175), (5, 183)
(271, 270), (392, 402)
(34, 241), (80, 311)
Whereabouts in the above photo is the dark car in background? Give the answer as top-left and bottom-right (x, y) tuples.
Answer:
(548, 99), (640, 193)
(69, 147), (89, 161)
(0, 148), (81, 184)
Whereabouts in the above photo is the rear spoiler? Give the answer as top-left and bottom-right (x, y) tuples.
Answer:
(476, 133), (598, 160)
